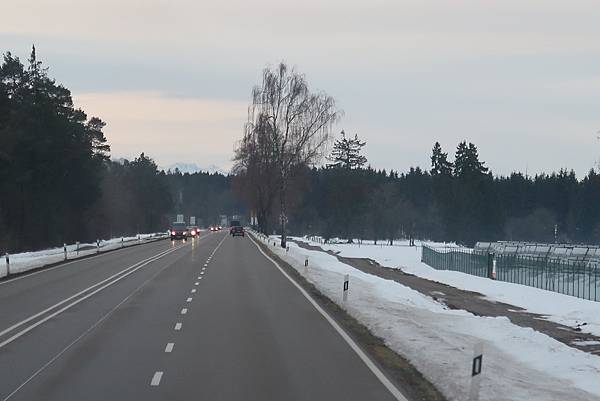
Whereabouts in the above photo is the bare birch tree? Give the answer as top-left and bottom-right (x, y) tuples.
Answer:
(234, 62), (341, 247)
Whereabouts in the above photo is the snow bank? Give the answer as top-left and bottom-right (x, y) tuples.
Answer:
(1, 233), (168, 278)
(257, 234), (600, 401)
(301, 238), (600, 338)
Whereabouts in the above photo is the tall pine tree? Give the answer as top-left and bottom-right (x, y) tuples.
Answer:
(327, 131), (367, 169)
(430, 142), (453, 176)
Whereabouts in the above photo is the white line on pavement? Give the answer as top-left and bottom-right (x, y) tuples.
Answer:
(180, 308), (188, 315)
(174, 323), (182, 331)
(191, 289), (196, 293)
(0, 245), (185, 349)
(248, 234), (408, 401)
(165, 343), (174, 353)
(186, 297), (192, 302)
(2, 248), (190, 401)
(150, 371), (163, 386)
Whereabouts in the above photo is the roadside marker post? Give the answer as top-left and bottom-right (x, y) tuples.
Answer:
(96, 239), (100, 253)
(76, 241), (80, 255)
(468, 342), (484, 401)
(121, 237), (124, 248)
(4, 252), (9, 276)
(343, 274), (349, 302)
(63, 243), (67, 261)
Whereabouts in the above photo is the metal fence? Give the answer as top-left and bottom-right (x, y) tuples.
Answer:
(422, 245), (600, 302)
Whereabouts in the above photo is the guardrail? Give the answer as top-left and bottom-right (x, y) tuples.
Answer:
(1, 233), (169, 278)
(422, 245), (600, 302)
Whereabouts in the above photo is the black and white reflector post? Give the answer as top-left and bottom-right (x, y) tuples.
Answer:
(76, 241), (80, 255)
(5, 252), (9, 276)
(96, 239), (100, 253)
(121, 237), (124, 248)
(468, 342), (484, 401)
(63, 243), (67, 261)
(343, 274), (349, 302)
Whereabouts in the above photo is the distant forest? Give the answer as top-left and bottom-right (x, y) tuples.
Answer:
(240, 133), (600, 247)
(3, 47), (600, 252)
(0, 48), (241, 252)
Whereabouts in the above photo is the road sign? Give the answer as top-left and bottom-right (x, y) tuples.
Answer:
(190, 216), (196, 225)
(177, 214), (184, 223)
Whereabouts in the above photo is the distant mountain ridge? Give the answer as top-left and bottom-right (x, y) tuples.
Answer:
(163, 162), (228, 175)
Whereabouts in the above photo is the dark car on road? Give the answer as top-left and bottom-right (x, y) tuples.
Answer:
(170, 222), (189, 240)
(230, 224), (244, 237)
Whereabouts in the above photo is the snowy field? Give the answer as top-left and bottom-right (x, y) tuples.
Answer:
(255, 234), (600, 401)
(299, 237), (600, 338)
(1, 233), (169, 278)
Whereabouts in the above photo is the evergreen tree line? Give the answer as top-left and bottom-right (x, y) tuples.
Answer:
(283, 135), (600, 246)
(0, 48), (238, 252)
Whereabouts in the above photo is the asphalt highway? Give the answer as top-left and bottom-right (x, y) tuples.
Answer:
(0, 230), (402, 401)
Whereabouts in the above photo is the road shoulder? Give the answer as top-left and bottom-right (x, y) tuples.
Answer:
(253, 235), (447, 401)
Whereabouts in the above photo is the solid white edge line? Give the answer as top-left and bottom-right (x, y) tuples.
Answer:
(165, 343), (174, 353)
(248, 234), (408, 401)
(0, 238), (166, 286)
(0, 245), (185, 349)
(0, 245), (182, 341)
(2, 248), (190, 401)
(0, 231), (211, 285)
(150, 371), (163, 386)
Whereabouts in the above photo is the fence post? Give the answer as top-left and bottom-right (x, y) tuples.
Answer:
(5, 252), (9, 276)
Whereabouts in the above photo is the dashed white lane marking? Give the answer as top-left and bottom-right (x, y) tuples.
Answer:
(194, 282), (199, 286)
(200, 272), (205, 275)
(204, 263), (208, 267)
(180, 308), (188, 315)
(165, 343), (174, 353)
(191, 289), (197, 293)
(186, 297), (192, 302)
(174, 323), (182, 331)
(150, 371), (163, 386)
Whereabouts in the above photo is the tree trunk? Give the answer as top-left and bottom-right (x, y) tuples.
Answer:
(280, 178), (287, 248)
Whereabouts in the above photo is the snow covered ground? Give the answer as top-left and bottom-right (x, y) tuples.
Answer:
(1, 233), (168, 278)
(255, 234), (600, 401)
(298, 237), (600, 338)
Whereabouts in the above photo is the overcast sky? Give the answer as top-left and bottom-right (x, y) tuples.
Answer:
(2, 0), (600, 176)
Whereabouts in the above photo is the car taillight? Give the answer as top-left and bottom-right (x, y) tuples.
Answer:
(171, 231), (176, 235)
(191, 230), (196, 235)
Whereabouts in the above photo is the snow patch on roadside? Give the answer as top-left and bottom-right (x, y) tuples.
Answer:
(258, 234), (600, 401)
(302, 238), (600, 338)
(2, 233), (168, 277)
